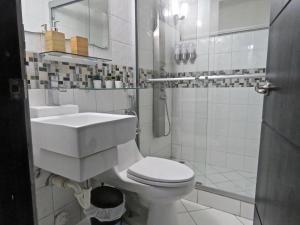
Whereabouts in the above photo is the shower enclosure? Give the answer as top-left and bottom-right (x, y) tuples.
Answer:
(136, 0), (270, 201)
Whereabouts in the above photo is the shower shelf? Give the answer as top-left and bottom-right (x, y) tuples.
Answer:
(79, 87), (146, 91)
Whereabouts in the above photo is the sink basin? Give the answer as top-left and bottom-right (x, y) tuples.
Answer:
(31, 112), (137, 158)
(30, 105), (79, 118)
(30, 107), (137, 181)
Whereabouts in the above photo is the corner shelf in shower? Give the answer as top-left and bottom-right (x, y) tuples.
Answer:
(39, 51), (111, 65)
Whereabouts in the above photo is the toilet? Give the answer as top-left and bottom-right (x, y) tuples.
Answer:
(100, 140), (195, 225)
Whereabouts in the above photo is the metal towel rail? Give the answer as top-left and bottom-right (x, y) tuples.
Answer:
(147, 73), (265, 82)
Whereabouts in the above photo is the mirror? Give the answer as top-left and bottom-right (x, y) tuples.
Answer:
(50, 0), (109, 49)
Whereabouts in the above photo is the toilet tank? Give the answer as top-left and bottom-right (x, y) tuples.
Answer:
(116, 140), (143, 172)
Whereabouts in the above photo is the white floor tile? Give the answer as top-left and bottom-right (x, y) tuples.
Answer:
(178, 212), (197, 225)
(241, 202), (254, 220)
(197, 190), (241, 215)
(207, 173), (229, 183)
(214, 181), (242, 193)
(190, 208), (243, 225)
(181, 200), (209, 212)
(175, 200), (187, 213)
(222, 171), (245, 181)
(184, 189), (198, 203)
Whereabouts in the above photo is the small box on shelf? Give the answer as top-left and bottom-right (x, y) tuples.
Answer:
(45, 31), (66, 52)
(71, 36), (89, 56)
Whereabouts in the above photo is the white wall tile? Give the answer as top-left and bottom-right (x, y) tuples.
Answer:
(58, 89), (75, 105)
(111, 41), (134, 67)
(109, 0), (133, 22)
(247, 105), (263, 123)
(226, 153), (244, 170)
(74, 89), (97, 112)
(28, 89), (46, 106)
(214, 35), (232, 53)
(231, 51), (253, 69)
(95, 90), (114, 112)
(139, 105), (152, 124)
(244, 139), (260, 157)
(245, 122), (261, 140)
(253, 29), (269, 50)
(38, 214), (54, 225)
(244, 156), (258, 172)
(139, 89), (153, 107)
(232, 32), (254, 52)
(214, 53), (232, 71)
(227, 138), (245, 155)
(197, 38), (210, 55)
(230, 104), (247, 122)
(35, 169), (51, 189)
(229, 88), (249, 104)
(113, 90), (130, 110)
(208, 151), (227, 167)
(36, 186), (53, 220)
(55, 202), (82, 225)
(110, 16), (133, 45)
(208, 88), (230, 104)
(52, 186), (76, 211)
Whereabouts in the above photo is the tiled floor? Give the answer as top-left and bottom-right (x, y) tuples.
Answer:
(176, 200), (253, 225)
(123, 199), (253, 225)
(185, 162), (257, 198)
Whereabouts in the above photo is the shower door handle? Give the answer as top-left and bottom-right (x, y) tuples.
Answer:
(255, 81), (277, 95)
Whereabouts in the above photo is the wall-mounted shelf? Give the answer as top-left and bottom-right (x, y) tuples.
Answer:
(39, 51), (111, 65)
(79, 87), (145, 91)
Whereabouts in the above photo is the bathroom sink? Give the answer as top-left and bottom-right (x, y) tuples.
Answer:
(31, 112), (137, 158)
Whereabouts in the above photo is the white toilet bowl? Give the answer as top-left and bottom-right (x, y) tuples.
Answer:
(100, 140), (195, 225)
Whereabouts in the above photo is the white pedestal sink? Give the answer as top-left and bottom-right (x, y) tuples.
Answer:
(31, 106), (137, 182)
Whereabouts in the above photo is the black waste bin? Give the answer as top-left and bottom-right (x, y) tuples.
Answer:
(88, 186), (125, 225)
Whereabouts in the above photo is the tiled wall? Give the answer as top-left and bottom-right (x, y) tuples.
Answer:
(176, 29), (269, 74)
(139, 88), (173, 158)
(171, 87), (263, 179)
(29, 87), (133, 225)
(22, 0), (135, 67)
(23, 0), (136, 224)
(25, 52), (135, 89)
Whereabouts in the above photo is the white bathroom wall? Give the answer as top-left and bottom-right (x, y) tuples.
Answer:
(137, 0), (155, 70)
(171, 88), (208, 164)
(176, 28), (269, 73)
(137, 0), (179, 72)
(28, 88), (133, 225)
(171, 87), (263, 173)
(23, 0), (136, 224)
(22, 0), (135, 67)
(206, 87), (263, 173)
(218, 0), (271, 32)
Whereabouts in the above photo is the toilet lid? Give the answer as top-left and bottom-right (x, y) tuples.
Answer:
(127, 157), (194, 186)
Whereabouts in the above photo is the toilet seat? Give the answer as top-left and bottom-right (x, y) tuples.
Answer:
(127, 157), (194, 187)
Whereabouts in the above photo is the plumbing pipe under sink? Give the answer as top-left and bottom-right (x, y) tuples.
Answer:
(49, 175), (92, 209)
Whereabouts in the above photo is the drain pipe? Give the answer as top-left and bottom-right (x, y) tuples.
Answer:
(49, 175), (92, 209)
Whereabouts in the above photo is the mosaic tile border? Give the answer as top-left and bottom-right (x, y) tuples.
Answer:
(25, 52), (135, 89)
(25, 51), (266, 89)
